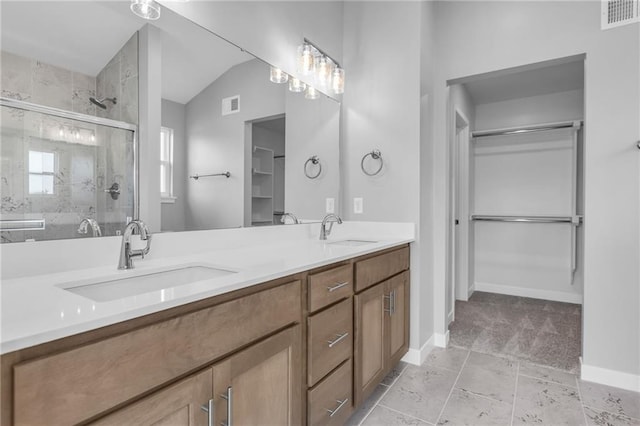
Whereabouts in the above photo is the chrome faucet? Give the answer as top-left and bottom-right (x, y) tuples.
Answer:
(77, 218), (102, 237)
(281, 212), (300, 225)
(320, 214), (342, 240)
(118, 220), (152, 270)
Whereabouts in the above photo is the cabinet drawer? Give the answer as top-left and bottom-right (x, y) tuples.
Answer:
(13, 281), (301, 426)
(308, 359), (353, 426)
(307, 298), (353, 386)
(308, 264), (353, 313)
(355, 246), (409, 292)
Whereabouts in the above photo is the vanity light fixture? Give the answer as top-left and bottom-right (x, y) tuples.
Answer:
(332, 67), (345, 95)
(289, 77), (306, 93)
(299, 38), (345, 95)
(130, 0), (161, 20)
(315, 55), (334, 89)
(297, 43), (315, 75)
(269, 66), (289, 84)
(305, 86), (320, 100)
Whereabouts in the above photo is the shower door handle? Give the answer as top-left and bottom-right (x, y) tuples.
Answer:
(104, 183), (121, 200)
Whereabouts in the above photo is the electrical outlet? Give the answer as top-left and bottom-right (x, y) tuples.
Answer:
(326, 198), (335, 214)
(354, 197), (363, 214)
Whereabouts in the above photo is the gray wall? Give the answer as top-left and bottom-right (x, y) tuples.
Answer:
(342, 2), (424, 352)
(185, 59), (285, 230)
(160, 1), (344, 99)
(161, 99), (187, 232)
(431, 1), (640, 379)
(285, 91), (340, 221)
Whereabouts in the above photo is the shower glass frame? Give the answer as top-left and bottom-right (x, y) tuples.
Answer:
(0, 96), (139, 235)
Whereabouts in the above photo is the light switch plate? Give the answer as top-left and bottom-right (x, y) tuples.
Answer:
(354, 197), (363, 214)
(326, 198), (335, 214)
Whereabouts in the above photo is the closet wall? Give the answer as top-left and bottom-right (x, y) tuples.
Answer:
(452, 60), (584, 303)
(471, 88), (584, 303)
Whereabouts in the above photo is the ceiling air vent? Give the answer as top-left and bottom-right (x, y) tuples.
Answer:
(222, 95), (240, 116)
(601, 0), (639, 30)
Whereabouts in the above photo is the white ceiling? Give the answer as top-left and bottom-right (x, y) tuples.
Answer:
(463, 60), (584, 105)
(1, 1), (252, 104)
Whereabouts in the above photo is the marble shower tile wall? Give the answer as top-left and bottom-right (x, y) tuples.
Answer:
(1, 34), (138, 243)
(96, 33), (139, 125)
(1, 50), (97, 115)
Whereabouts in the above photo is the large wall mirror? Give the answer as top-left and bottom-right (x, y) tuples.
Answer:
(0, 1), (340, 243)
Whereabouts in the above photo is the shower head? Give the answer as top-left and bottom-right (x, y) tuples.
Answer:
(89, 97), (117, 110)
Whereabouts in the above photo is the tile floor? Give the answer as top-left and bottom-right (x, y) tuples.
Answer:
(346, 347), (640, 426)
(449, 292), (582, 372)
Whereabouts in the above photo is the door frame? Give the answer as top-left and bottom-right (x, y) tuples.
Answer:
(448, 108), (471, 326)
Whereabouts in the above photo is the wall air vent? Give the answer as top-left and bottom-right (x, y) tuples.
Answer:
(222, 95), (240, 116)
(601, 0), (639, 29)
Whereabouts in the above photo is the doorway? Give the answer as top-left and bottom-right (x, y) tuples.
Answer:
(448, 109), (471, 326)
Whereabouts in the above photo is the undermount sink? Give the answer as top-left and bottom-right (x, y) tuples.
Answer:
(327, 239), (378, 247)
(60, 265), (237, 302)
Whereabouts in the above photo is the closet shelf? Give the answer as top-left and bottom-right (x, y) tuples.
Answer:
(471, 214), (582, 225)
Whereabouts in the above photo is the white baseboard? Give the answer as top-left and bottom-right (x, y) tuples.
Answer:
(402, 335), (435, 366)
(434, 330), (449, 348)
(467, 284), (475, 299)
(581, 359), (640, 393)
(475, 282), (582, 304)
(447, 310), (454, 326)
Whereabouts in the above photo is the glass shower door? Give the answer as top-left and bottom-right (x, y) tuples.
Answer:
(0, 102), (135, 243)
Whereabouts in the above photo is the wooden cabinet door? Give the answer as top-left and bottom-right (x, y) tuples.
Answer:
(386, 271), (410, 367)
(354, 283), (386, 406)
(91, 369), (212, 426)
(212, 325), (302, 426)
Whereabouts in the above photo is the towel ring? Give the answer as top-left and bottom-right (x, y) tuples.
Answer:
(361, 149), (383, 176)
(304, 155), (322, 179)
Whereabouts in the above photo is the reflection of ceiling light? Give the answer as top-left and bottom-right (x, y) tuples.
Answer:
(315, 56), (333, 89)
(130, 0), (161, 20)
(270, 66), (289, 84)
(297, 44), (315, 75)
(305, 86), (320, 100)
(332, 67), (345, 95)
(289, 77), (306, 93)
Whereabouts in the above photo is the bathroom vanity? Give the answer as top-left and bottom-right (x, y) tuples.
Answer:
(0, 225), (412, 426)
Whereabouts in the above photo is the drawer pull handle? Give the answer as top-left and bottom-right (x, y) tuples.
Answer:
(384, 290), (396, 314)
(201, 399), (214, 426)
(326, 398), (349, 417)
(220, 386), (232, 426)
(327, 281), (349, 292)
(327, 332), (349, 348)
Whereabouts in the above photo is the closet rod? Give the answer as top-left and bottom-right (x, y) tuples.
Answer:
(471, 215), (582, 224)
(472, 120), (582, 139)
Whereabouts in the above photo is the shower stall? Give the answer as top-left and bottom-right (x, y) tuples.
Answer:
(0, 97), (137, 243)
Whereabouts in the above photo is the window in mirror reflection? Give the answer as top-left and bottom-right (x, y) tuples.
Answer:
(160, 127), (175, 202)
(28, 150), (56, 195)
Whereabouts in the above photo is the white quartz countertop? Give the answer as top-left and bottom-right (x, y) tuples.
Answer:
(1, 225), (413, 354)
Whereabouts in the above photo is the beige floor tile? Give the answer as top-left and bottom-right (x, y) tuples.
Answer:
(455, 352), (517, 403)
(513, 375), (585, 425)
(424, 347), (469, 373)
(584, 406), (640, 426)
(362, 405), (431, 426)
(518, 361), (578, 388)
(437, 388), (512, 426)
(346, 384), (390, 426)
(380, 364), (458, 424)
(579, 380), (640, 420)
